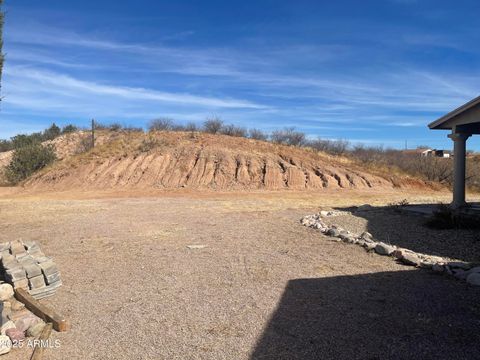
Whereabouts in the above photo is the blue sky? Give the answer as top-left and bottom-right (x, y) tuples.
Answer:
(1, 0), (480, 149)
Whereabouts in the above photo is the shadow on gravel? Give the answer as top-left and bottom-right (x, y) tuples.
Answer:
(334, 206), (480, 262)
(251, 270), (480, 360)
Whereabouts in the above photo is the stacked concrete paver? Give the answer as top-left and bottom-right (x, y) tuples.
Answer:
(0, 241), (62, 299)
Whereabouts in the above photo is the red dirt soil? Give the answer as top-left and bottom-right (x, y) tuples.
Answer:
(2, 131), (431, 192)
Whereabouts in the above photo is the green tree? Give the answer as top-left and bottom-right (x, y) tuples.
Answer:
(11, 133), (43, 148)
(62, 124), (78, 134)
(5, 143), (57, 184)
(43, 123), (61, 140)
(0, 139), (12, 152)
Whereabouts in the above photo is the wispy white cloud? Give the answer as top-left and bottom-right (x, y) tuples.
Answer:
(3, 66), (267, 116)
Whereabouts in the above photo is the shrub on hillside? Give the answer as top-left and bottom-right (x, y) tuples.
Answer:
(137, 136), (167, 152)
(0, 139), (13, 152)
(220, 124), (247, 137)
(148, 118), (174, 131)
(308, 138), (349, 155)
(108, 123), (123, 131)
(75, 135), (94, 154)
(61, 124), (78, 134)
(271, 127), (306, 146)
(248, 128), (268, 141)
(10, 133), (44, 149)
(184, 122), (198, 132)
(203, 117), (224, 134)
(350, 145), (454, 183)
(43, 123), (61, 140)
(5, 144), (57, 184)
(122, 125), (144, 132)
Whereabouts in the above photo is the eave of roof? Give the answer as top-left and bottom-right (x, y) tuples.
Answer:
(428, 95), (480, 130)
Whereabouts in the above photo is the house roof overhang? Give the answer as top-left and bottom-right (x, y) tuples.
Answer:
(428, 95), (480, 133)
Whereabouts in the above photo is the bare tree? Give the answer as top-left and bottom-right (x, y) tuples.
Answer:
(203, 117), (224, 134)
(184, 122), (198, 132)
(308, 138), (350, 155)
(148, 118), (174, 131)
(271, 127), (306, 146)
(219, 124), (247, 137)
(248, 128), (268, 141)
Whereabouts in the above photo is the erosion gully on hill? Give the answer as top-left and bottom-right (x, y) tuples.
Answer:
(5, 130), (431, 192)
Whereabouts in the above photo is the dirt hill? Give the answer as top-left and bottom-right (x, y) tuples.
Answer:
(2, 130), (429, 191)
(0, 132), (426, 190)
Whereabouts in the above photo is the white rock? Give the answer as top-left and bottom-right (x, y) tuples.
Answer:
(466, 273), (480, 286)
(400, 252), (422, 267)
(0, 335), (11, 355)
(0, 284), (14, 302)
(374, 242), (396, 256)
(360, 231), (373, 240)
(186, 245), (207, 249)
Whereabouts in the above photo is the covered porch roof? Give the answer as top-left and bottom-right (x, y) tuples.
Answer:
(429, 95), (480, 134)
(428, 95), (480, 209)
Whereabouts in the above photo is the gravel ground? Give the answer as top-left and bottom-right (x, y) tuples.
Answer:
(0, 191), (479, 359)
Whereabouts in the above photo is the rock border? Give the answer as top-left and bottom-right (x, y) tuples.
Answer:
(301, 212), (480, 286)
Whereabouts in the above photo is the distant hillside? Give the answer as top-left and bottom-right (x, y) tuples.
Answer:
(1, 130), (431, 191)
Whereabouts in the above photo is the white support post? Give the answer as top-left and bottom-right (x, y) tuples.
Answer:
(448, 132), (471, 208)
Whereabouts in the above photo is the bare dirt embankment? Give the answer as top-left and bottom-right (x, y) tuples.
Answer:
(2, 130), (431, 192)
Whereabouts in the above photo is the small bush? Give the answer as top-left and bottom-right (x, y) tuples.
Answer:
(109, 123), (123, 131)
(123, 125), (144, 132)
(11, 133), (43, 149)
(76, 136), (94, 154)
(220, 124), (247, 137)
(148, 118), (174, 131)
(184, 122), (198, 132)
(5, 144), (57, 184)
(43, 123), (61, 140)
(61, 124), (78, 134)
(271, 127), (306, 146)
(248, 128), (268, 141)
(0, 139), (13, 152)
(170, 124), (186, 131)
(93, 123), (108, 130)
(308, 138), (349, 155)
(203, 117), (224, 134)
(138, 137), (162, 152)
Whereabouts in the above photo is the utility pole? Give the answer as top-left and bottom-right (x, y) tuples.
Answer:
(91, 119), (95, 149)
(405, 139), (407, 150)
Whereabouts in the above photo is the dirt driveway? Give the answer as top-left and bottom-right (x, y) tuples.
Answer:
(1, 189), (479, 359)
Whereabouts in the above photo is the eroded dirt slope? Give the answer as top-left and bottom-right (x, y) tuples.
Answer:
(17, 131), (428, 191)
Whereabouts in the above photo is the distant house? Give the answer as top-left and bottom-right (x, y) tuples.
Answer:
(402, 148), (451, 158)
(423, 149), (452, 158)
